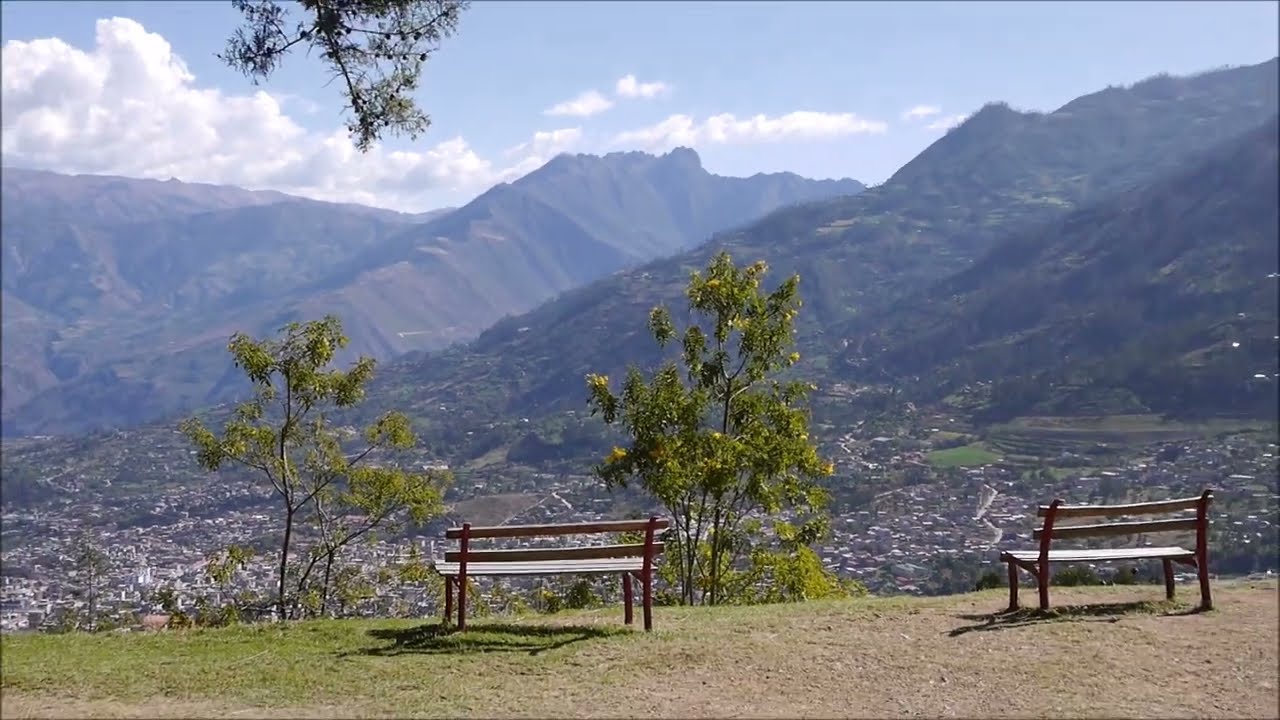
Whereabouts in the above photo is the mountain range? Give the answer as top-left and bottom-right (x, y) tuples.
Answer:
(354, 60), (1279, 443)
(1, 58), (1277, 501)
(1, 153), (864, 436)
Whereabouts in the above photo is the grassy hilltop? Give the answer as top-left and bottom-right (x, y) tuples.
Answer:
(2, 580), (1276, 719)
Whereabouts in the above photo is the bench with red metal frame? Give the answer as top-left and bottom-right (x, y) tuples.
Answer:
(433, 516), (668, 631)
(999, 490), (1213, 612)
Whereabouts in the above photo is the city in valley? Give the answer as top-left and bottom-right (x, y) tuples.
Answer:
(3, 413), (1275, 632)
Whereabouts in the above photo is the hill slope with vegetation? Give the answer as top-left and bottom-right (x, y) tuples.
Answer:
(843, 114), (1280, 421)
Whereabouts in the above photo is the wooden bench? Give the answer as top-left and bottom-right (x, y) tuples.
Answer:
(1000, 490), (1213, 612)
(434, 516), (668, 631)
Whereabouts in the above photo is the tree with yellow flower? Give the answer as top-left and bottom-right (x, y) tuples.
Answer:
(586, 251), (846, 606)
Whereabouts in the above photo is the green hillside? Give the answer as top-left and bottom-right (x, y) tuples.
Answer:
(845, 114), (1280, 421)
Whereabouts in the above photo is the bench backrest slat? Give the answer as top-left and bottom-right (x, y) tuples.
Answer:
(1032, 517), (1198, 542)
(445, 518), (671, 540)
(444, 542), (665, 564)
(1032, 489), (1212, 557)
(1035, 495), (1202, 519)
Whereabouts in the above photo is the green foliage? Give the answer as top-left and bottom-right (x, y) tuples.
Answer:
(221, 0), (468, 151)
(150, 586), (194, 629)
(732, 543), (867, 604)
(485, 582), (531, 616)
(518, 575), (606, 614)
(587, 251), (839, 606)
(927, 444), (1001, 468)
(1054, 565), (1103, 587)
(207, 545), (255, 587)
(180, 315), (448, 620)
(199, 545), (257, 626)
(975, 570), (1005, 591)
(533, 586), (563, 614)
(1110, 566), (1139, 585)
(561, 576), (604, 610)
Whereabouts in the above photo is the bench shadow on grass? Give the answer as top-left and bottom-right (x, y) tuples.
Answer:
(948, 600), (1207, 637)
(347, 622), (621, 658)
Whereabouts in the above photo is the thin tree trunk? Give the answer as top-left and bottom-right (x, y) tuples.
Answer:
(278, 507), (295, 621)
(320, 551), (335, 617)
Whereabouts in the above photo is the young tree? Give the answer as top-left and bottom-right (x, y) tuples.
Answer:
(221, 0), (469, 151)
(71, 533), (110, 631)
(297, 460), (449, 617)
(181, 315), (447, 620)
(586, 251), (837, 606)
(203, 545), (256, 625)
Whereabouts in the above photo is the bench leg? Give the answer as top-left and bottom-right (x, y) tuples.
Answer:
(1197, 550), (1213, 612)
(642, 568), (653, 632)
(1006, 560), (1019, 611)
(444, 577), (454, 623)
(457, 575), (468, 631)
(1038, 565), (1050, 611)
(622, 573), (634, 626)
(1162, 559), (1175, 600)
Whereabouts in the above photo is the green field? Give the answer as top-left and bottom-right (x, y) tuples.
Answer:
(985, 415), (1273, 459)
(2, 582), (1276, 719)
(927, 443), (1001, 467)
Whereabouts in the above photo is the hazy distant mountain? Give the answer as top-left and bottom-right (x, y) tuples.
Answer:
(1, 151), (865, 435)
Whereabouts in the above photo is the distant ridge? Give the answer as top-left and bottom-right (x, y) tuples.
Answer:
(1, 151), (866, 436)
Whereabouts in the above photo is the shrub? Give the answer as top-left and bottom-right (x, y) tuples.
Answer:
(1054, 565), (1102, 587)
(975, 570), (1005, 591)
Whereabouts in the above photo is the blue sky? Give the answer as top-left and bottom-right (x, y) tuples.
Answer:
(2, 0), (1277, 211)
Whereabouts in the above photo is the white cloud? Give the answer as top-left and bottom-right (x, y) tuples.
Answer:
(901, 104), (941, 121)
(498, 127), (584, 178)
(926, 113), (969, 131)
(504, 127), (582, 158)
(543, 90), (614, 118)
(615, 74), (669, 99)
(0, 17), (569, 212)
(613, 111), (887, 149)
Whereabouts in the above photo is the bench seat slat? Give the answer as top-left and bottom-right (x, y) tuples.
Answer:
(1000, 546), (1195, 563)
(434, 558), (644, 576)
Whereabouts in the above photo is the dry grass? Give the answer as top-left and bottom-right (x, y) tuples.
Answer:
(2, 580), (1276, 719)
